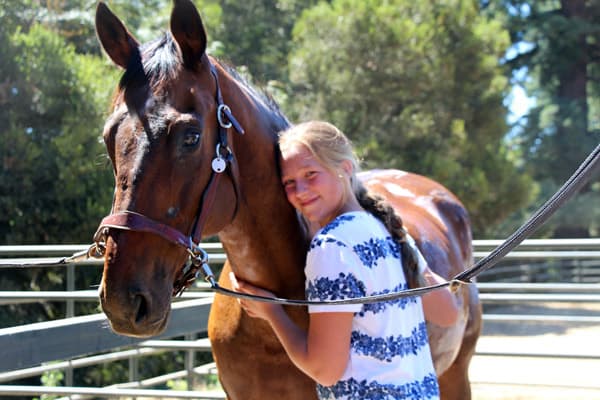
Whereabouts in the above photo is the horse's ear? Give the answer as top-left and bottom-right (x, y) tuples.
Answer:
(170, 0), (207, 70)
(95, 2), (140, 69)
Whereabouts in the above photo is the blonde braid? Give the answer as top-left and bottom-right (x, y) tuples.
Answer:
(355, 184), (424, 289)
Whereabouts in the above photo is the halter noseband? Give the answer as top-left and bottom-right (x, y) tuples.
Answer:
(92, 62), (244, 296)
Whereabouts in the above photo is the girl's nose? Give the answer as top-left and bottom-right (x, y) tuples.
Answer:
(295, 179), (308, 196)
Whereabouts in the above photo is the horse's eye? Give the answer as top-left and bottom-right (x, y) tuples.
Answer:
(183, 130), (201, 147)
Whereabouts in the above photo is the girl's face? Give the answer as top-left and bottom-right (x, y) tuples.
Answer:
(281, 144), (350, 228)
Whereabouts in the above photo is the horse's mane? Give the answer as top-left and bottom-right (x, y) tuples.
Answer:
(218, 62), (290, 128)
(117, 31), (289, 130)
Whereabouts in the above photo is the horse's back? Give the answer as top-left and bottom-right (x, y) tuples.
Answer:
(359, 169), (472, 278)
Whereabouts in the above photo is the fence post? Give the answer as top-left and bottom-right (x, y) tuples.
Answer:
(129, 349), (139, 400)
(185, 333), (195, 390)
(65, 264), (75, 389)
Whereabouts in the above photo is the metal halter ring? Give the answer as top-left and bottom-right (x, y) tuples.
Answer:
(88, 241), (106, 258)
(217, 104), (233, 129)
(215, 143), (233, 161)
(187, 241), (209, 266)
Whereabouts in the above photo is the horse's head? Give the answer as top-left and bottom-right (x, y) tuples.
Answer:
(94, 0), (243, 337)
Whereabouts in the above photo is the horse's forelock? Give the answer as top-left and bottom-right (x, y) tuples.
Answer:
(141, 33), (181, 92)
(113, 33), (180, 117)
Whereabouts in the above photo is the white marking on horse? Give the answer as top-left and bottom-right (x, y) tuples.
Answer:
(383, 181), (416, 198)
(414, 196), (445, 226)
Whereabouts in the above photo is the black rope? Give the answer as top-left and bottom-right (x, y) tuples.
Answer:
(0, 247), (93, 268)
(208, 280), (459, 306)
(0, 258), (69, 268)
(454, 142), (599, 282)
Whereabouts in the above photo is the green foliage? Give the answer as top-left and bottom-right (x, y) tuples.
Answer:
(38, 367), (64, 400)
(215, 0), (318, 81)
(0, 24), (116, 245)
(0, 20), (116, 329)
(108, 0), (224, 46)
(483, 0), (600, 237)
(287, 0), (534, 236)
(514, 1), (598, 179)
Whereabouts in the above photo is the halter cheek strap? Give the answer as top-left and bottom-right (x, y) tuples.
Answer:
(187, 63), (244, 243)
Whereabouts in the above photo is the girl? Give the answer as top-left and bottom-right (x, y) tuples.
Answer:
(230, 121), (459, 399)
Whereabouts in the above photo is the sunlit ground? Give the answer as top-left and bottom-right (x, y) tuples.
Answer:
(471, 302), (600, 399)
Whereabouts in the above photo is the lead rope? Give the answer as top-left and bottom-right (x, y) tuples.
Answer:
(454, 142), (599, 282)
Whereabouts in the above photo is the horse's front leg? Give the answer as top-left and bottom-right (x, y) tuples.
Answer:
(208, 262), (317, 400)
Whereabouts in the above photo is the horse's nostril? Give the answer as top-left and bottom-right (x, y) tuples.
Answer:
(133, 293), (149, 324)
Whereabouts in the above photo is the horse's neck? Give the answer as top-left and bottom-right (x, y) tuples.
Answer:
(219, 202), (308, 297)
(216, 74), (308, 297)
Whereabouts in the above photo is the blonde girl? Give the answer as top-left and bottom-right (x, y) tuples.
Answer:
(231, 121), (458, 399)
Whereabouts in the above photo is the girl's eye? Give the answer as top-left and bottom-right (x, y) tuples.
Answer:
(183, 130), (201, 147)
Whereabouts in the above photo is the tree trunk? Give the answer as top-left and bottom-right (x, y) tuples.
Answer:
(554, 0), (590, 182)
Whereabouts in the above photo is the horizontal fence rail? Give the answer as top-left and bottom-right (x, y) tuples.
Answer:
(0, 298), (213, 372)
(0, 239), (599, 398)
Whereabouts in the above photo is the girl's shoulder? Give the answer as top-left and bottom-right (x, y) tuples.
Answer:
(317, 211), (379, 236)
(309, 211), (389, 254)
(319, 212), (364, 234)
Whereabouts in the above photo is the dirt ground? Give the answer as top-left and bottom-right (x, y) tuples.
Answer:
(469, 301), (600, 399)
(472, 384), (600, 400)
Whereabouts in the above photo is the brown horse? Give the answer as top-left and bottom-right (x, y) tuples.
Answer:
(94, 1), (481, 399)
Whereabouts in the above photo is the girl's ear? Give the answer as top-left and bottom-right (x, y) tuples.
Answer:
(340, 159), (354, 177)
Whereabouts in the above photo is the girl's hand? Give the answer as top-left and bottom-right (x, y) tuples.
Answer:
(229, 273), (353, 386)
(229, 272), (282, 321)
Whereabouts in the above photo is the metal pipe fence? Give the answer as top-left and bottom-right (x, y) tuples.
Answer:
(0, 239), (598, 398)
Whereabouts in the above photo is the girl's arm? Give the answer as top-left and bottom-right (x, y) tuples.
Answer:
(419, 265), (461, 327)
(230, 273), (353, 386)
(406, 235), (461, 327)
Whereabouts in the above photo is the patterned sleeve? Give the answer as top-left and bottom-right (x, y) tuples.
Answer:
(305, 234), (366, 314)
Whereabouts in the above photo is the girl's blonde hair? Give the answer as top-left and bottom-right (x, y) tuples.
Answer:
(278, 121), (421, 288)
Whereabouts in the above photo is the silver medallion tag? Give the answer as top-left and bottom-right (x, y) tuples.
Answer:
(212, 157), (227, 173)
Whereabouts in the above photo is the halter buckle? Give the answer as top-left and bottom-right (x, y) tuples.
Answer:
(186, 242), (216, 286)
(187, 241), (208, 265)
(217, 104), (233, 129)
(90, 228), (108, 258)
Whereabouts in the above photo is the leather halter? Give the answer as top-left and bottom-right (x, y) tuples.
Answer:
(93, 62), (244, 296)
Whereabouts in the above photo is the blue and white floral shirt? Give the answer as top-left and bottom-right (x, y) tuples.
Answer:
(305, 211), (440, 400)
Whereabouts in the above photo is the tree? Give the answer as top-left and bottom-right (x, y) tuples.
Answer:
(483, 0), (600, 237)
(216, 0), (319, 82)
(287, 0), (534, 236)
(0, 24), (116, 244)
(0, 0), (223, 245)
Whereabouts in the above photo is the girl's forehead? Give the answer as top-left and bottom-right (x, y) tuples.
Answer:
(281, 143), (310, 160)
(281, 145), (321, 171)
